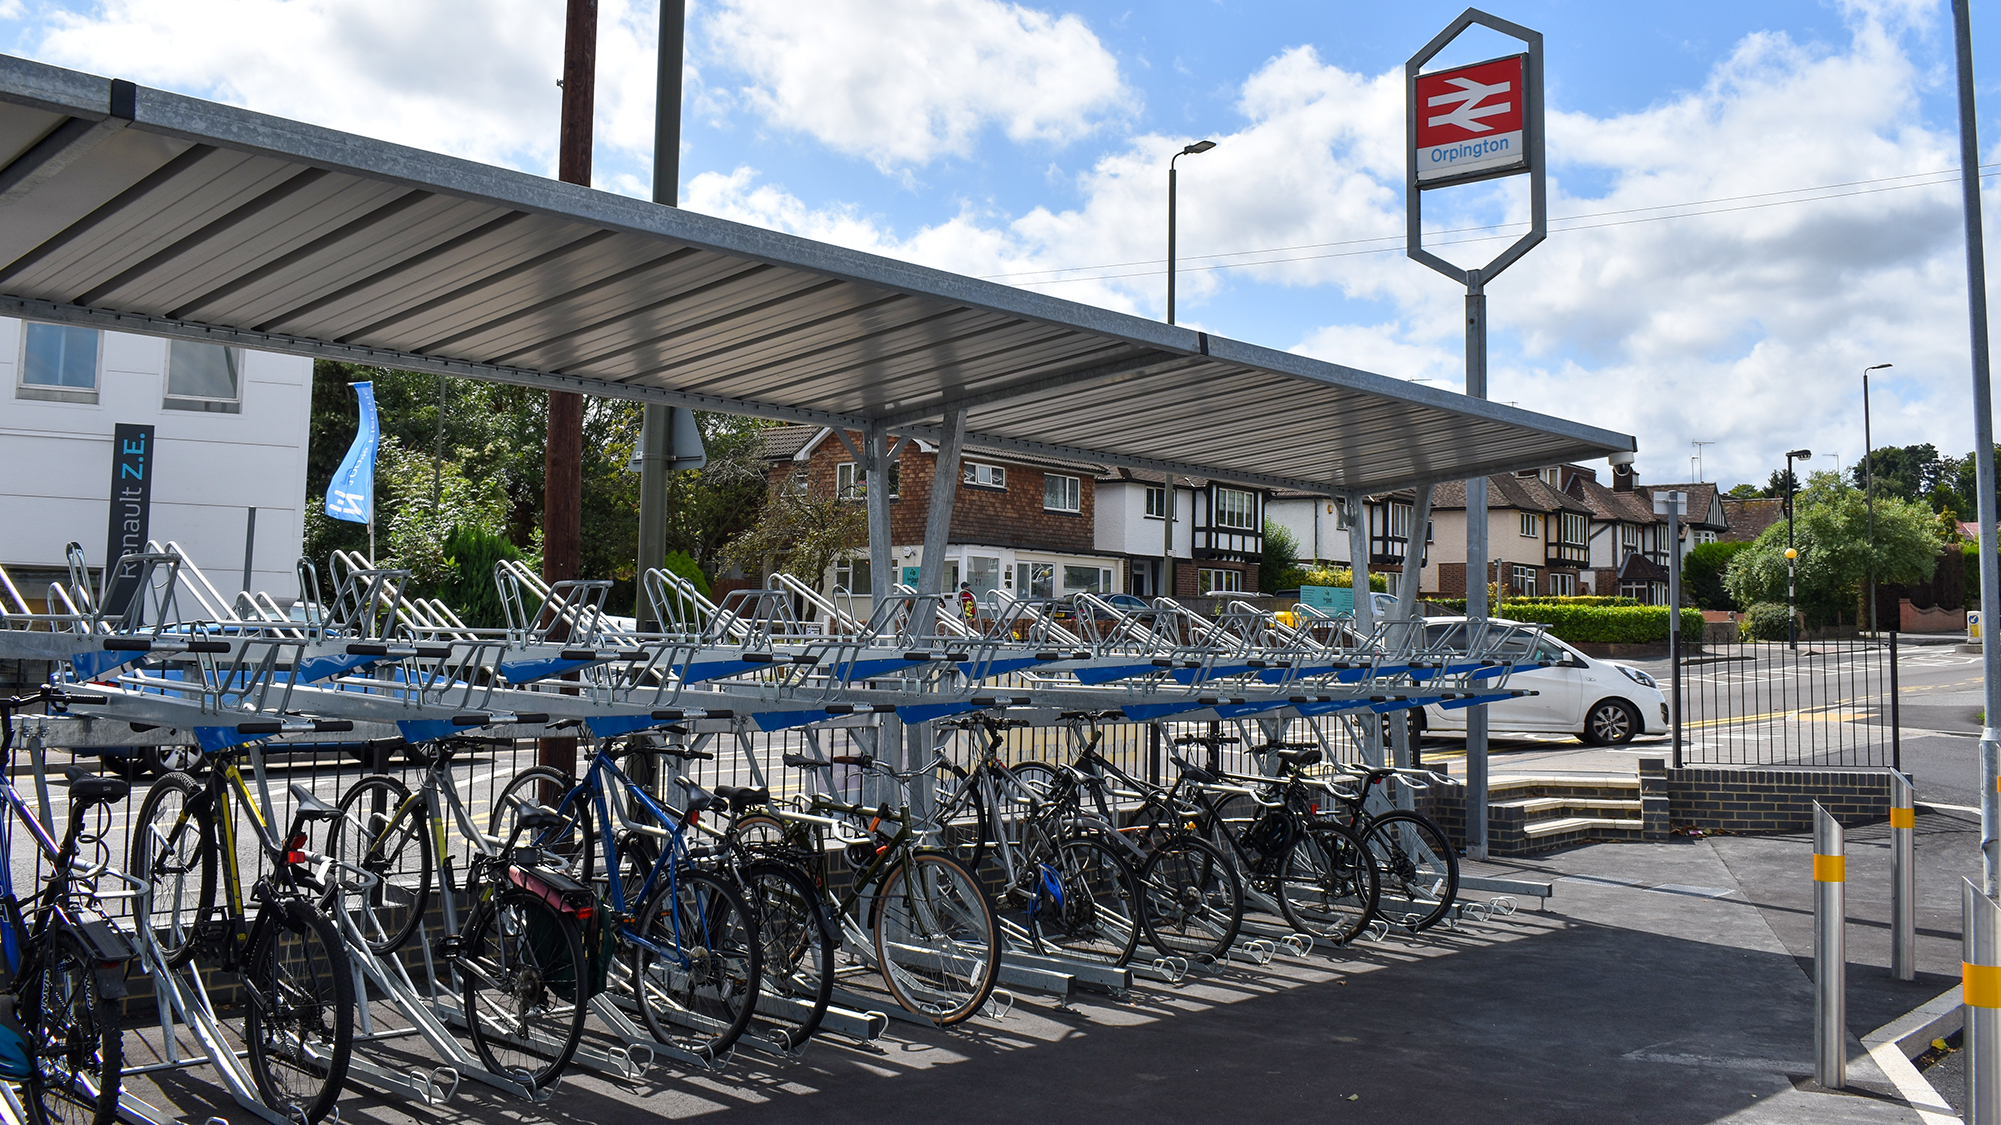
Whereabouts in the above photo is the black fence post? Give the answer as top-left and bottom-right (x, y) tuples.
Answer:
(1890, 630), (1902, 774)
(1147, 721), (1161, 787)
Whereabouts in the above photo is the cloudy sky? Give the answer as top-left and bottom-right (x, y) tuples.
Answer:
(6, 0), (1999, 491)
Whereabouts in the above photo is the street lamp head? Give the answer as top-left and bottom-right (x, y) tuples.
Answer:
(1786, 448), (1812, 460)
(1866, 363), (1893, 372)
(1181, 140), (1217, 156)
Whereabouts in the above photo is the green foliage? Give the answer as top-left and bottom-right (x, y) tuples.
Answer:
(1493, 603), (1703, 644)
(1298, 565), (1389, 592)
(719, 469), (868, 589)
(660, 550), (712, 600)
(1725, 483), (1763, 499)
(437, 526), (523, 629)
(1259, 521), (1301, 594)
(1723, 470), (1945, 628)
(1431, 595), (1636, 611)
(1683, 541), (1750, 610)
(1740, 602), (1794, 642)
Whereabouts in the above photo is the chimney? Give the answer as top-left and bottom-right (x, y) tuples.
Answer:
(1613, 463), (1636, 493)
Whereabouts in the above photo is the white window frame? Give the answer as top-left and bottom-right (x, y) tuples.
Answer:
(1144, 486), (1168, 519)
(836, 460), (898, 501)
(1548, 572), (1576, 597)
(17, 322), (101, 404)
(1044, 473), (1081, 513)
(1213, 487), (1257, 531)
(1061, 563), (1103, 592)
(1519, 512), (1539, 538)
(1560, 511), (1588, 546)
(1390, 501), (1411, 539)
(963, 462), (1006, 489)
(1511, 564), (1537, 595)
(163, 340), (244, 414)
(833, 556), (873, 595)
(1196, 568), (1243, 595)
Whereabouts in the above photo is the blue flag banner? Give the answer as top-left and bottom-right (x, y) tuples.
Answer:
(324, 382), (377, 524)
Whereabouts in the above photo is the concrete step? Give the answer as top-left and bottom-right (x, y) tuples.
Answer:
(1496, 796), (1644, 816)
(1525, 814), (1646, 840)
(1488, 775), (1639, 797)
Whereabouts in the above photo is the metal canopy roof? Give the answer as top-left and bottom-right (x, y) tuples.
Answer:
(0, 55), (1633, 496)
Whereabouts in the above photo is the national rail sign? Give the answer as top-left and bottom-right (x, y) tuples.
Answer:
(1414, 54), (1529, 187)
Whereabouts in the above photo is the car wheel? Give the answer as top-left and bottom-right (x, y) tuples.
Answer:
(142, 743), (206, 777)
(1581, 699), (1639, 746)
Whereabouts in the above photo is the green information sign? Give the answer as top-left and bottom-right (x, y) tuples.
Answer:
(1299, 585), (1353, 613)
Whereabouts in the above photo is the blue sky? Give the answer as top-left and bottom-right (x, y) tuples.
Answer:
(4, 0), (1996, 492)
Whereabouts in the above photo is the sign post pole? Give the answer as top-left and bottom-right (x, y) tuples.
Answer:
(1407, 8), (1551, 861)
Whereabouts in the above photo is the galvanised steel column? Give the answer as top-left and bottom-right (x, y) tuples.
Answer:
(1952, 0), (2001, 899)
(635, 0), (686, 625)
(1813, 802), (1845, 1089)
(1967, 876), (2001, 1124)
(1891, 771), (1915, 982)
(1465, 282), (1490, 860)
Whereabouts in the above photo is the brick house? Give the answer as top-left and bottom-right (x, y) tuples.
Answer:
(758, 426), (1124, 604)
(1420, 468), (1593, 598)
(1569, 467), (1730, 603)
(1094, 470), (1265, 597)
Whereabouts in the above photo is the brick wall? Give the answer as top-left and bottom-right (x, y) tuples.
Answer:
(774, 432), (1096, 554)
(1176, 561), (1250, 597)
(1435, 563), (1467, 597)
(1664, 766), (1889, 832)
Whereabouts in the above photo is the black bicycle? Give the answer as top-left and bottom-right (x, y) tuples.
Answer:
(1315, 761), (1459, 932)
(0, 689), (136, 1125)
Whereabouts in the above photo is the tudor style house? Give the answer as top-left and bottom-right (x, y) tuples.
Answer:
(1419, 468), (1593, 598)
(1262, 490), (1427, 597)
(757, 426), (1126, 606)
(1094, 471), (1267, 596)
(1568, 464), (1729, 603)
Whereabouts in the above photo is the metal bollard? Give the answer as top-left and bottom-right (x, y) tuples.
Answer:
(1814, 802), (1846, 1089)
(1967, 878), (2001, 1124)
(1892, 771), (1915, 982)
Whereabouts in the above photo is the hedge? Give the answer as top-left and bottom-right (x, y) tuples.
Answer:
(1430, 595), (1639, 612)
(1486, 603), (1704, 644)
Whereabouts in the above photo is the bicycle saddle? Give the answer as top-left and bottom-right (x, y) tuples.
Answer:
(1275, 747), (1323, 770)
(64, 769), (129, 809)
(514, 802), (567, 833)
(289, 783), (339, 820)
(1169, 754), (1220, 786)
(714, 784), (769, 813)
(673, 775), (717, 815)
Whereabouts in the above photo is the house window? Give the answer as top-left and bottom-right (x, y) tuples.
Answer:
(1044, 474), (1081, 512)
(18, 323), (100, 403)
(1145, 486), (1169, 518)
(1017, 562), (1053, 598)
(1063, 565), (1107, 593)
(1560, 511), (1588, 546)
(836, 460), (899, 501)
(1197, 568), (1243, 595)
(1213, 487), (1257, 530)
(1693, 529), (1717, 546)
(833, 557), (872, 595)
(163, 341), (242, 413)
(1620, 523), (1639, 558)
(1548, 572), (1576, 597)
(963, 462), (1006, 489)
(1390, 502), (1411, 539)
(1511, 565), (1537, 595)
(1519, 513), (1539, 538)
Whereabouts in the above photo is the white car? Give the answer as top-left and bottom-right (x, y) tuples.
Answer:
(1410, 618), (1669, 745)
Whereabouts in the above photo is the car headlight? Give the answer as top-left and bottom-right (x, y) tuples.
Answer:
(1618, 665), (1657, 689)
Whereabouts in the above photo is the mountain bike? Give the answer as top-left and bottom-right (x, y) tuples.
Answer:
(128, 724), (354, 1124)
(1316, 761), (1459, 932)
(0, 689), (136, 1125)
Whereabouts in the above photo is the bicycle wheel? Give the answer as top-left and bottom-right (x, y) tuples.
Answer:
(1276, 822), (1380, 945)
(21, 929), (120, 1125)
(1138, 833), (1244, 962)
(326, 774), (431, 955)
(872, 851), (999, 1026)
(129, 771), (215, 968)
(738, 859), (834, 1049)
(241, 898), (353, 1124)
(929, 771), (992, 869)
(1026, 837), (1140, 966)
(1362, 811), (1459, 933)
(458, 887), (587, 1091)
(488, 767), (595, 880)
(630, 869), (761, 1058)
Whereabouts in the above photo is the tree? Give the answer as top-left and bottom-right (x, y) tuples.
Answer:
(1848, 443), (1943, 506)
(1725, 483), (1762, 499)
(1259, 521), (1302, 593)
(1683, 541), (1749, 610)
(718, 469), (867, 590)
(1723, 471), (1945, 627)
(1763, 468), (1799, 499)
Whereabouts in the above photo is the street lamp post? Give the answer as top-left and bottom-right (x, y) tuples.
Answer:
(1786, 447), (1812, 649)
(1167, 140), (1216, 325)
(1863, 363), (1893, 635)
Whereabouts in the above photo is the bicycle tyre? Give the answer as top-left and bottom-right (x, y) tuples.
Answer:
(1276, 821), (1380, 945)
(872, 851), (999, 1026)
(738, 859), (835, 1049)
(1028, 836), (1141, 966)
(241, 898), (354, 1124)
(128, 771), (215, 969)
(630, 869), (761, 1059)
(21, 928), (120, 1125)
(488, 766), (596, 881)
(326, 774), (431, 955)
(1138, 832), (1245, 962)
(1361, 811), (1459, 933)
(458, 886), (587, 1091)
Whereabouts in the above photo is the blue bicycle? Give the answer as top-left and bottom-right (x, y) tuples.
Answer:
(491, 740), (761, 1061)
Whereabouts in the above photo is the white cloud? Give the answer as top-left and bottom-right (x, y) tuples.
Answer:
(31, 0), (665, 184)
(700, 0), (1131, 168)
